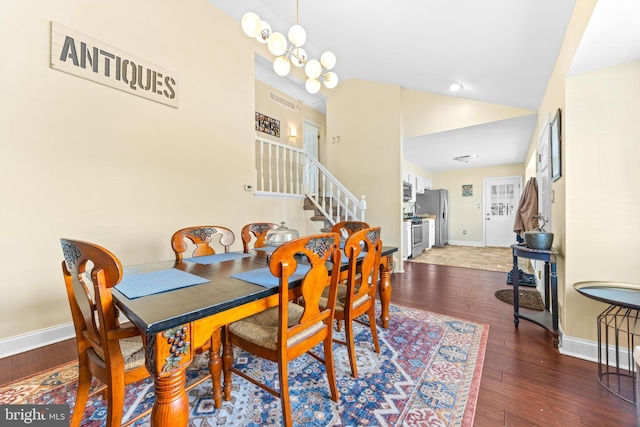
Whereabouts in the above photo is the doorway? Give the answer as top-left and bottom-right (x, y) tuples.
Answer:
(483, 176), (522, 247)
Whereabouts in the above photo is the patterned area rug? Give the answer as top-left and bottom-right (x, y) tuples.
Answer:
(0, 304), (488, 427)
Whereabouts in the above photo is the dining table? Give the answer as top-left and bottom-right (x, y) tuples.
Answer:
(112, 245), (397, 427)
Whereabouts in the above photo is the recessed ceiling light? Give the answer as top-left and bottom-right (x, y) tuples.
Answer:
(449, 82), (463, 92)
(453, 154), (478, 163)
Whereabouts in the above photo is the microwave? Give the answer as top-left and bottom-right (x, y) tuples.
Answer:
(403, 181), (412, 201)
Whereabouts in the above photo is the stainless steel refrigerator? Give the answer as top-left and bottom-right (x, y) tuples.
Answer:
(416, 189), (448, 247)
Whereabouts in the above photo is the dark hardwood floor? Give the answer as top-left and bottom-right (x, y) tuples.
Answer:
(1, 262), (636, 426)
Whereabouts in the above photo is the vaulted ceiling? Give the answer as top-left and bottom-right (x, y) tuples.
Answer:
(209, 0), (640, 172)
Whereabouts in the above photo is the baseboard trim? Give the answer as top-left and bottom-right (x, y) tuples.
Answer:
(2, 317), (623, 371)
(0, 323), (75, 359)
(447, 240), (484, 247)
(560, 335), (598, 363)
(561, 334), (633, 370)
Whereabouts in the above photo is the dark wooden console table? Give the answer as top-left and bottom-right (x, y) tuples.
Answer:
(511, 244), (559, 348)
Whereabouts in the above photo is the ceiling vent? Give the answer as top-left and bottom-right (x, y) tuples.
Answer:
(269, 91), (300, 112)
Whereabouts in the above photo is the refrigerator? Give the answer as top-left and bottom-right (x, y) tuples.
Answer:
(416, 189), (448, 247)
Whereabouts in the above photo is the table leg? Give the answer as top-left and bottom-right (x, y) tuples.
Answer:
(379, 255), (392, 328)
(147, 325), (193, 427)
(222, 326), (235, 400)
(151, 369), (189, 427)
(512, 253), (520, 327)
(544, 261), (551, 310)
(550, 262), (559, 334)
(209, 328), (224, 408)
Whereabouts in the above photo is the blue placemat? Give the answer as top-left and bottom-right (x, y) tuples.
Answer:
(231, 264), (311, 289)
(184, 252), (252, 265)
(253, 246), (277, 254)
(115, 269), (210, 299)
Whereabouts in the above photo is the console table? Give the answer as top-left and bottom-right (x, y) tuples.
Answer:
(574, 281), (640, 404)
(511, 244), (559, 348)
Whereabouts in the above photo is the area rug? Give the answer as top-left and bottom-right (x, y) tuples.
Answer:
(495, 289), (545, 311)
(0, 304), (488, 427)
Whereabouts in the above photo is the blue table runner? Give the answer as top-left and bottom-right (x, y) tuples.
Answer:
(184, 252), (252, 265)
(115, 268), (210, 299)
(230, 264), (311, 289)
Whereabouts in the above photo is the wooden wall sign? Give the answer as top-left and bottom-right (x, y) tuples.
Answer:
(50, 22), (179, 108)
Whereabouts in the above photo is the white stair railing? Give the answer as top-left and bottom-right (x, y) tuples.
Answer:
(255, 136), (366, 225)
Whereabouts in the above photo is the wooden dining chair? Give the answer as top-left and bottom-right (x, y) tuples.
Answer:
(171, 225), (235, 261)
(320, 227), (382, 378)
(62, 238), (214, 426)
(60, 238), (151, 427)
(240, 222), (279, 253)
(224, 233), (342, 427)
(331, 220), (370, 237)
(329, 221), (371, 332)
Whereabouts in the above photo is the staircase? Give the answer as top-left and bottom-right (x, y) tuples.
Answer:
(254, 136), (366, 229)
(303, 197), (358, 232)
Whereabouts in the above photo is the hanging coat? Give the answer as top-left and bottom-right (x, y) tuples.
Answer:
(513, 177), (539, 238)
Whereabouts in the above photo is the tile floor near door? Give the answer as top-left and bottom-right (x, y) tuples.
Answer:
(410, 244), (532, 273)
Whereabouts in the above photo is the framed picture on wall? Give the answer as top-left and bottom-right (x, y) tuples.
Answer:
(550, 108), (561, 182)
(255, 112), (280, 138)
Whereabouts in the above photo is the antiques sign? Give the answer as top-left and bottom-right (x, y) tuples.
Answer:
(50, 22), (179, 108)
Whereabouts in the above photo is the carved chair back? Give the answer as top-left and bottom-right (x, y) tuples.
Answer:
(240, 222), (279, 253)
(331, 221), (371, 237)
(171, 226), (235, 261)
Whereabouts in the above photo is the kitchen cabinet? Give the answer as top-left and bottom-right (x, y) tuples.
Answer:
(422, 219), (429, 249)
(403, 171), (432, 198)
(426, 219), (435, 249)
(402, 220), (412, 260)
(423, 177), (432, 191)
(414, 175), (424, 194)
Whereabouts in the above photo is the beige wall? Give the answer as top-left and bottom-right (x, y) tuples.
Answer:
(402, 89), (535, 139)
(255, 79), (326, 161)
(0, 0), (310, 340)
(564, 60), (640, 340)
(433, 164), (524, 244)
(402, 161), (433, 182)
(326, 80), (403, 259)
(519, 0), (597, 339)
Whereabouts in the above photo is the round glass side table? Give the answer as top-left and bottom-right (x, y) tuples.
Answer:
(574, 281), (640, 404)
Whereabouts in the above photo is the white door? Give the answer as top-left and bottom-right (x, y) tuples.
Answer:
(534, 115), (552, 289)
(303, 121), (319, 195)
(483, 176), (522, 247)
(538, 115), (552, 233)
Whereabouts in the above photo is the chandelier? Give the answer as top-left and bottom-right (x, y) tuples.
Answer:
(240, 1), (338, 94)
